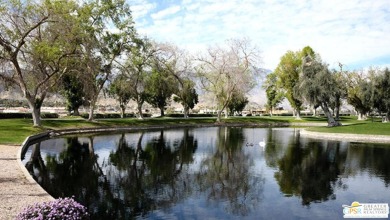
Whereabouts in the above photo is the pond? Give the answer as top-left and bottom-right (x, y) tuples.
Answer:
(21, 127), (390, 220)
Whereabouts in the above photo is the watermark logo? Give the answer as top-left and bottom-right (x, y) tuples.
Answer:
(343, 201), (389, 218)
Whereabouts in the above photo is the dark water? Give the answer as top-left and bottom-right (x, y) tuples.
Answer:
(21, 127), (390, 220)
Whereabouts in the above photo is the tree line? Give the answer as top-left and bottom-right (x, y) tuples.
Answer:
(2, 1), (387, 128)
(263, 46), (390, 126)
(0, 0), (262, 126)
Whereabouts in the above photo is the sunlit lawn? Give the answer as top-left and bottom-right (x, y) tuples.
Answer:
(0, 116), (388, 145)
(309, 121), (390, 135)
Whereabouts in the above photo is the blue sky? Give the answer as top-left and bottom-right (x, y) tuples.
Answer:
(128, 0), (390, 71)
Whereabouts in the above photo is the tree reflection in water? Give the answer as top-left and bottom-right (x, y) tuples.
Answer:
(21, 127), (390, 219)
(25, 142), (51, 191)
(196, 127), (265, 216)
(345, 142), (390, 186)
(106, 129), (199, 218)
(274, 130), (348, 206)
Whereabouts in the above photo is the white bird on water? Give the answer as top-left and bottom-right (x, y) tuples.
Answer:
(259, 138), (266, 147)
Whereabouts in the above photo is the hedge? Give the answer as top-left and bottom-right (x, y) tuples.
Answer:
(80, 113), (152, 119)
(164, 113), (215, 118)
(0, 112), (59, 119)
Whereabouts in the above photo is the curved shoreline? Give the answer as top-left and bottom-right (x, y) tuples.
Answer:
(1, 124), (390, 218)
(300, 129), (390, 143)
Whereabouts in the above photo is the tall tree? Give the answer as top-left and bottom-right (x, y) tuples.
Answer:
(263, 72), (284, 116)
(345, 71), (371, 120)
(372, 68), (390, 122)
(274, 51), (301, 119)
(121, 37), (155, 119)
(226, 91), (249, 116)
(77, 0), (136, 121)
(329, 64), (347, 120)
(157, 43), (198, 118)
(0, 0), (81, 126)
(61, 72), (84, 116)
(173, 79), (198, 118)
(299, 55), (342, 127)
(197, 38), (262, 122)
(108, 73), (132, 118)
(274, 46), (316, 119)
(145, 59), (177, 117)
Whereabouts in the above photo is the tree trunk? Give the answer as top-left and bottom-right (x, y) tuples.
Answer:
(216, 110), (222, 122)
(335, 105), (340, 120)
(120, 104), (125, 118)
(137, 105), (143, 119)
(88, 96), (98, 121)
(135, 98), (144, 119)
(73, 107), (80, 116)
(321, 103), (341, 127)
(383, 112), (390, 123)
(295, 108), (302, 120)
(32, 106), (41, 127)
(27, 99), (42, 127)
(183, 106), (189, 118)
(224, 109), (228, 118)
(312, 106), (317, 117)
(88, 106), (94, 121)
(160, 107), (165, 117)
(357, 112), (366, 120)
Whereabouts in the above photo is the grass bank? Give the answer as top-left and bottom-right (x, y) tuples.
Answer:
(308, 121), (390, 135)
(0, 116), (387, 145)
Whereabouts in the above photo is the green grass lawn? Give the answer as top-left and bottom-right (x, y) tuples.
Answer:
(309, 121), (390, 135)
(0, 116), (388, 145)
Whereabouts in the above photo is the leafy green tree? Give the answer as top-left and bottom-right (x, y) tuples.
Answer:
(227, 91), (249, 115)
(372, 68), (390, 122)
(299, 55), (341, 126)
(108, 73), (132, 118)
(145, 60), (178, 116)
(263, 72), (284, 116)
(329, 66), (347, 120)
(0, 0), (81, 126)
(61, 72), (84, 116)
(76, 0), (136, 121)
(173, 79), (199, 118)
(274, 46), (316, 119)
(274, 51), (302, 119)
(121, 37), (155, 119)
(345, 71), (372, 120)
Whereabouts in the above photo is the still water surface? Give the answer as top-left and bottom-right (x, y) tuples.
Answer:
(22, 127), (390, 219)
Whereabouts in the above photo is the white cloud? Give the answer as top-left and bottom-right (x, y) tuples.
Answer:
(151, 5), (181, 20)
(132, 0), (390, 70)
(128, 0), (156, 24)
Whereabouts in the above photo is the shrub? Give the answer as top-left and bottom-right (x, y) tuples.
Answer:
(80, 113), (136, 119)
(0, 113), (32, 119)
(41, 113), (59, 118)
(17, 197), (89, 220)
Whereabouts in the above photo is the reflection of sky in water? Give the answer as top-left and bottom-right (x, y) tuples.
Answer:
(22, 127), (390, 220)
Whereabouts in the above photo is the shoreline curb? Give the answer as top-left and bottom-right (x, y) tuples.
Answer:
(301, 129), (390, 143)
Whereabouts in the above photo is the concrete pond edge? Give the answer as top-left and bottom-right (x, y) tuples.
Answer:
(300, 129), (390, 143)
